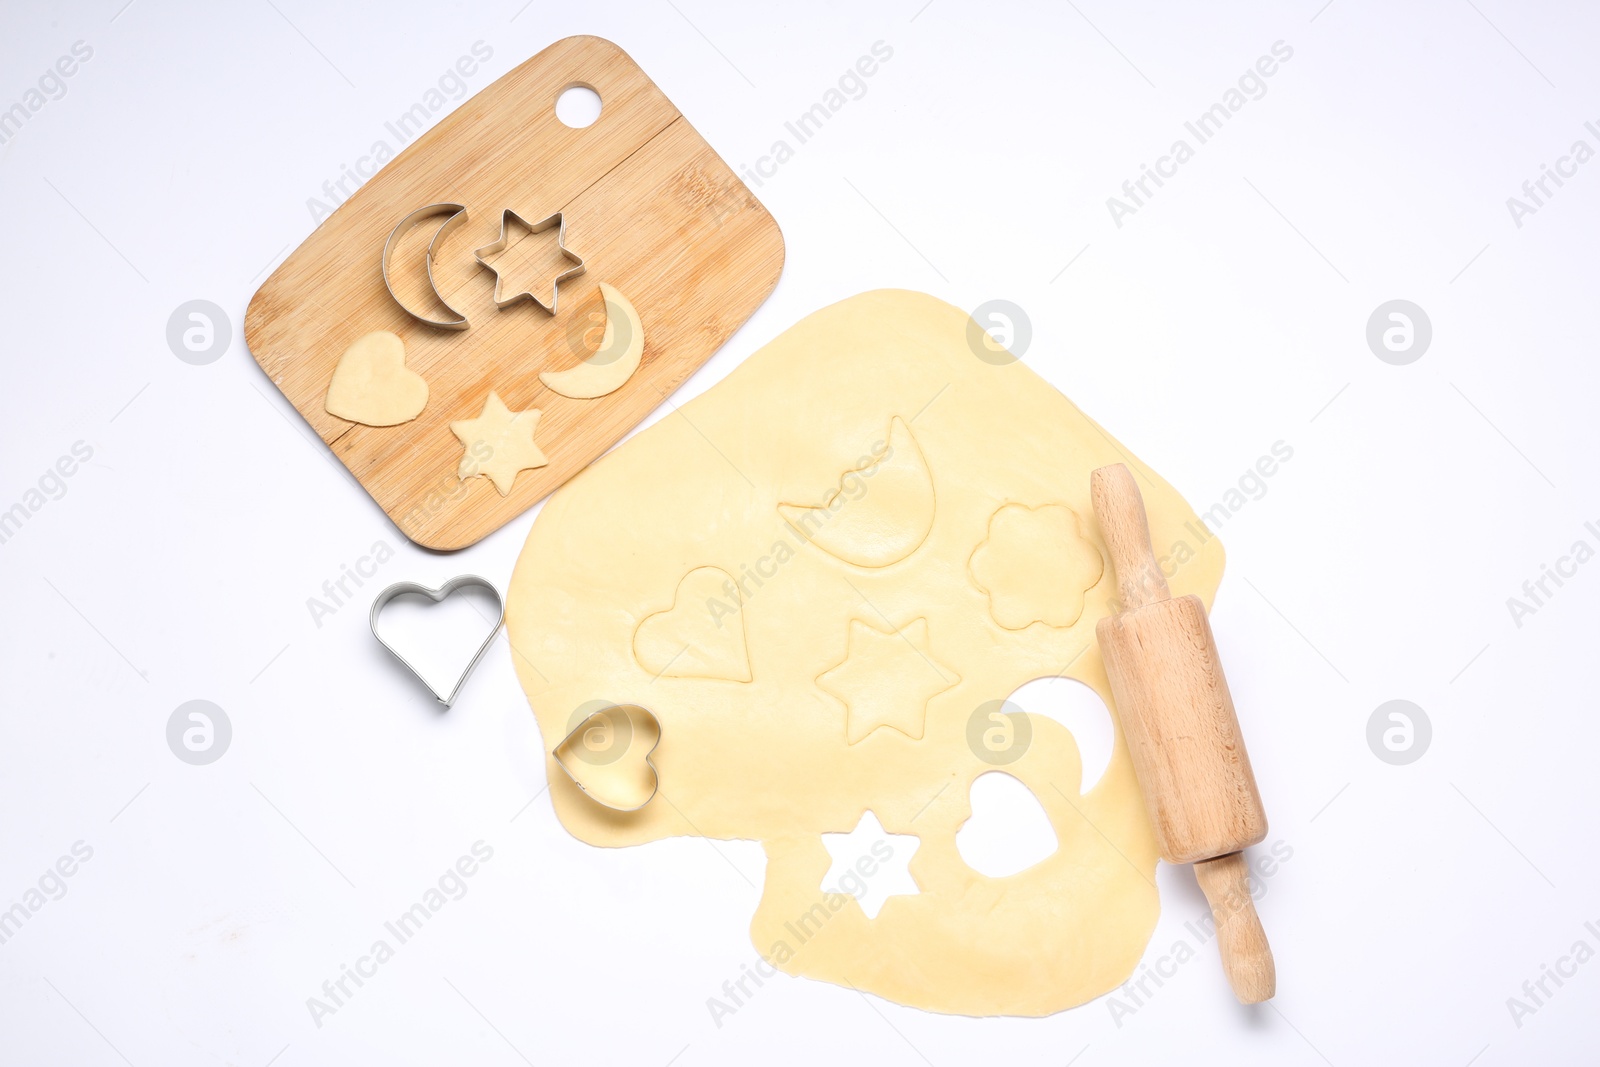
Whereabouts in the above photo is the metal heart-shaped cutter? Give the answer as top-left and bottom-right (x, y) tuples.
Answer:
(551, 703), (661, 811)
(369, 575), (503, 707)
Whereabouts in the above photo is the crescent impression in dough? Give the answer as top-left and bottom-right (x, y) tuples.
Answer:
(778, 416), (935, 568)
(539, 282), (645, 399)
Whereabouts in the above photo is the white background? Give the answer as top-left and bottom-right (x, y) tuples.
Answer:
(2, 1), (1597, 1063)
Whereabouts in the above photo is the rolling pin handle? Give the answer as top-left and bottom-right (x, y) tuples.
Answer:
(1090, 463), (1171, 610)
(1194, 852), (1276, 1004)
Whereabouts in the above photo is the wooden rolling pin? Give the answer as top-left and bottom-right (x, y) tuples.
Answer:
(1091, 463), (1275, 1004)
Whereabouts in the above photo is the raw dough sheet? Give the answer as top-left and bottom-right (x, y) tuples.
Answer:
(507, 289), (1224, 1016)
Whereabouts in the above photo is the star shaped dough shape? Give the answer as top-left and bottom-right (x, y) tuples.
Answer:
(817, 617), (960, 745)
(449, 390), (549, 496)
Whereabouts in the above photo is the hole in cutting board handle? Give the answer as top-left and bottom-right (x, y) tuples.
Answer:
(556, 84), (602, 128)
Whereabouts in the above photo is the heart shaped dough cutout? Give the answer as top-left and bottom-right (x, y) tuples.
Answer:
(633, 566), (751, 681)
(325, 330), (428, 426)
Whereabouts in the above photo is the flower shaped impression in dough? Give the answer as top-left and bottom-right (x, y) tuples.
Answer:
(969, 502), (1105, 630)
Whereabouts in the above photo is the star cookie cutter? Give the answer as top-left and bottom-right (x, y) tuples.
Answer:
(369, 575), (503, 707)
(381, 203), (471, 331)
(551, 702), (661, 811)
(473, 209), (586, 314)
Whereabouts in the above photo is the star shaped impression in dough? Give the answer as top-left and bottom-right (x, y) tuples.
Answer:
(449, 390), (549, 496)
(817, 617), (960, 745)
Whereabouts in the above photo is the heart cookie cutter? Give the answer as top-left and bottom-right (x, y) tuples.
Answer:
(551, 702), (661, 811)
(369, 575), (504, 707)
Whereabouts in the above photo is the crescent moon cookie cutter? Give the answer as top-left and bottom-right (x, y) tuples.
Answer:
(369, 575), (503, 707)
(382, 203), (471, 331)
(551, 702), (661, 812)
(474, 209), (586, 314)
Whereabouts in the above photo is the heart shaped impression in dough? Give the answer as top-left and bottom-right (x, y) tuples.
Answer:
(551, 703), (661, 811)
(325, 330), (428, 426)
(632, 566), (751, 682)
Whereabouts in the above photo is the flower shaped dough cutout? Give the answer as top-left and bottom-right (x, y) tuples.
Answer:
(969, 503), (1105, 630)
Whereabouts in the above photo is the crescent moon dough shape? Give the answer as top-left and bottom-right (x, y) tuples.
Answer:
(777, 416), (935, 568)
(539, 282), (645, 399)
(508, 290), (1227, 1017)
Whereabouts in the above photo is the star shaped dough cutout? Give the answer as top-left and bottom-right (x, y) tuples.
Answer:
(817, 617), (960, 745)
(449, 390), (549, 496)
(820, 811), (922, 919)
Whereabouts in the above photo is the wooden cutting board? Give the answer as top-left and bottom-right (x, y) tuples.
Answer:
(245, 35), (784, 550)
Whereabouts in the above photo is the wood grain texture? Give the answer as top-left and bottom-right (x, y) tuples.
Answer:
(1195, 852), (1276, 1003)
(245, 36), (784, 550)
(1091, 462), (1171, 610)
(1097, 594), (1267, 862)
(1091, 461), (1274, 1001)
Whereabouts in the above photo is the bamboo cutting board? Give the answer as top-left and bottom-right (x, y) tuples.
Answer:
(245, 35), (784, 550)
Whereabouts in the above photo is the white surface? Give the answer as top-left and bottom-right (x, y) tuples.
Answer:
(1007, 674), (1116, 792)
(2, 1), (1597, 1064)
(955, 772), (1058, 879)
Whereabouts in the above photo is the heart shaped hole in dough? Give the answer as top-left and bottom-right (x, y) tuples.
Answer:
(956, 772), (1058, 879)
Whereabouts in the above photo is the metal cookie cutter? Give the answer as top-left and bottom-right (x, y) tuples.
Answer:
(382, 203), (471, 331)
(551, 702), (661, 811)
(473, 209), (586, 314)
(369, 575), (503, 707)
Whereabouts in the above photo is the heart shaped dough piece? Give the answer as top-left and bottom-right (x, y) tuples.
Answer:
(325, 331), (428, 426)
(633, 566), (751, 681)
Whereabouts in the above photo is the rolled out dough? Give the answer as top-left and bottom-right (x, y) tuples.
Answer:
(507, 290), (1224, 1016)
